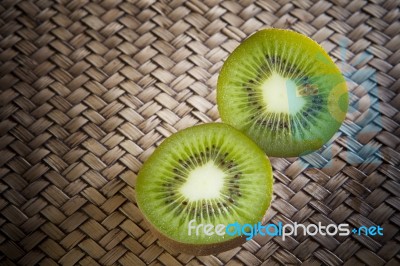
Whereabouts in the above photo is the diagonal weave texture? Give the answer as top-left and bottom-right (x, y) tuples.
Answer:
(0, 0), (399, 265)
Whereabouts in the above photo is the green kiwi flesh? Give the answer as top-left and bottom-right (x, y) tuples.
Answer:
(217, 28), (349, 157)
(136, 123), (273, 255)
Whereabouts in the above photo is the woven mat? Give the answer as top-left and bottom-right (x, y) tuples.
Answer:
(0, 0), (399, 265)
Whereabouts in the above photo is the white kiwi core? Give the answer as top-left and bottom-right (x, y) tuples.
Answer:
(261, 72), (305, 114)
(180, 161), (225, 201)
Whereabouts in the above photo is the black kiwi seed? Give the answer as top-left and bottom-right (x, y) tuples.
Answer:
(302, 121), (310, 128)
(300, 77), (308, 83)
(314, 105), (322, 111)
(312, 95), (323, 104)
(306, 108), (315, 116)
(261, 64), (269, 71)
(267, 56), (281, 65)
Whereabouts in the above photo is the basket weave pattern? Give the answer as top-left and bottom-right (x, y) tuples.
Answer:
(0, 0), (399, 265)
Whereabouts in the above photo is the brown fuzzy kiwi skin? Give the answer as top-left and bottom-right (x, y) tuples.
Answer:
(142, 216), (247, 256)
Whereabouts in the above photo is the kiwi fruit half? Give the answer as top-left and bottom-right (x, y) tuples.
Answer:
(136, 123), (273, 255)
(217, 28), (348, 157)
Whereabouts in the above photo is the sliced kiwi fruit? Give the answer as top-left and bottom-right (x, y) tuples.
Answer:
(136, 123), (273, 255)
(217, 28), (349, 157)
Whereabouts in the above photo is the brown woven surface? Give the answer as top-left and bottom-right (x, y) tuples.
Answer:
(0, 0), (399, 265)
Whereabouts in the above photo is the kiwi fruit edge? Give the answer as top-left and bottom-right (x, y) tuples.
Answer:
(136, 123), (273, 255)
(217, 28), (349, 157)
(142, 216), (247, 256)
